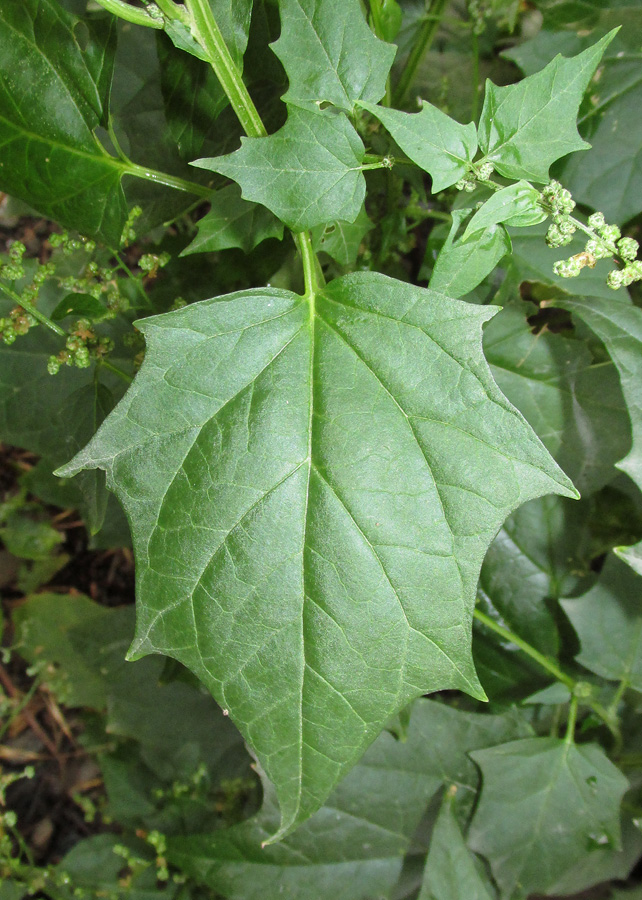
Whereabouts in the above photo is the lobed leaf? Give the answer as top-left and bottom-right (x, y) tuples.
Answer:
(429, 210), (511, 300)
(360, 100), (478, 193)
(194, 107), (367, 230)
(271, 0), (395, 112)
(478, 31), (617, 183)
(181, 184), (284, 255)
(469, 737), (628, 899)
(59, 271), (575, 839)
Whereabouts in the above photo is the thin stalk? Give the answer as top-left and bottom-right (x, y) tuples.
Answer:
(0, 284), (66, 337)
(294, 232), (324, 297)
(93, 0), (163, 28)
(185, 0), (267, 139)
(155, 0), (189, 24)
(120, 160), (213, 199)
(393, 0), (449, 108)
(473, 608), (621, 743)
(0, 677), (42, 742)
(109, 252), (152, 309)
(565, 694), (579, 745)
(608, 677), (629, 718)
(100, 359), (133, 384)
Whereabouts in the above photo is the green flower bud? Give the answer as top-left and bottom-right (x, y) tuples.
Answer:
(617, 236), (639, 261)
(607, 269), (625, 289)
(585, 238), (611, 260)
(588, 212), (606, 230)
(559, 219), (576, 236)
(476, 161), (494, 181)
(9, 241), (26, 261)
(599, 224), (621, 244)
(47, 355), (61, 375)
(553, 258), (582, 278)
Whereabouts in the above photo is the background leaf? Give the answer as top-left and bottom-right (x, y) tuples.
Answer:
(469, 737), (629, 899)
(181, 184), (284, 255)
(429, 212), (510, 300)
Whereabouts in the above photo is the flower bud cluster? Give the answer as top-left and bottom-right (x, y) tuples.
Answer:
(0, 307), (37, 344)
(120, 205), (143, 248)
(49, 232), (96, 256)
(0, 241), (26, 280)
(47, 319), (114, 375)
(455, 173), (477, 192)
(139, 251), (170, 278)
(548, 198), (642, 289)
(542, 181), (576, 248)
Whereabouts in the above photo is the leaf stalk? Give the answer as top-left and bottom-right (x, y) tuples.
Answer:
(92, 0), (163, 28)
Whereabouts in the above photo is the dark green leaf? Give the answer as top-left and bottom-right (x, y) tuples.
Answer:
(0, 0), (127, 243)
(168, 699), (530, 900)
(194, 107), (367, 231)
(483, 301), (630, 495)
(429, 212), (511, 299)
(51, 293), (106, 321)
(562, 554), (642, 692)
(478, 32), (616, 182)
(418, 790), (495, 900)
(59, 271), (574, 838)
(181, 184), (284, 256)
(554, 296), (642, 492)
(360, 101), (477, 192)
(462, 182), (547, 240)
(271, 0), (395, 112)
(469, 737), (628, 899)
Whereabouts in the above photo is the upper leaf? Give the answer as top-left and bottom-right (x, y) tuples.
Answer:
(478, 31), (616, 183)
(562, 554), (642, 692)
(59, 271), (575, 839)
(469, 737), (628, 899)
(194, 107), (367, 230)
(462, 182), (547, 241)
(0, 0), (127, 243)
(271, 0), (395, 112)
(360, 100), (478, 193)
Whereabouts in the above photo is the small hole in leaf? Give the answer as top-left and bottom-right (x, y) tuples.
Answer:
(324, 225), (336, 235)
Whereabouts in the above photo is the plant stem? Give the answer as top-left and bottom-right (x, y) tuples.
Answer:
(393, 0), (449, 108)
(294, 231), (324, 298)
(565, 694), (578, 745)
(100, 359), (133, 384)
(185, 0), (267, 139)
(608, 677), (629, 718)
(473, 608), (621, 743)
(120, 160), (213, 199)
(155, 0), (189, 24)
(368, 1), (392, 106)
(93, 0), (163, 28)
(0, 284), (66, 337)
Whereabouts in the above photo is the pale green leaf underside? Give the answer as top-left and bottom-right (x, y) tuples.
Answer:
(272, 0), (396, 112)
(469, 737), (628, 899)
(59, 271), (575, 840)
(194, 107), (366, 231)
(360, 100), (477, 193)
(478, 31), (616, 182)
(462, 182), (546, 241)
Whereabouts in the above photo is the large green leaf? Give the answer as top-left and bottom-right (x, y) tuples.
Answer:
(483, 301), (630, 495)
(418, 790), (495, 900)
(195, 107), (367, 230)
(555, 296), (642, 491)
(360, 101), (478, 193)
(59, 271), (575, 839)
(168, 700), (530, 900)
(0, 0), (127, 244)
(429, 211), (511, 300)
(562, 555), (642, 692)
(271, 0), (395, 112)
(478, 32), (615, 182)
(469, 737), (629, 899)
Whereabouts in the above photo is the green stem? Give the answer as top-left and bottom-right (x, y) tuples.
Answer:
(120, 160), (213, 200)
(368, 1), (392, 106)
(185, 0), (267, 139)
(0, 284), (66, 337)
(93, 0), (163, 28)
(100, 359), (134, 384)
(565, 694), (578, 745)
(294, 232), (324, 297)
(473, 608), (621, 743)
(393, 0), (449, 108)
(608, 677), (629, 718)
(155, 0), (189, 24)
